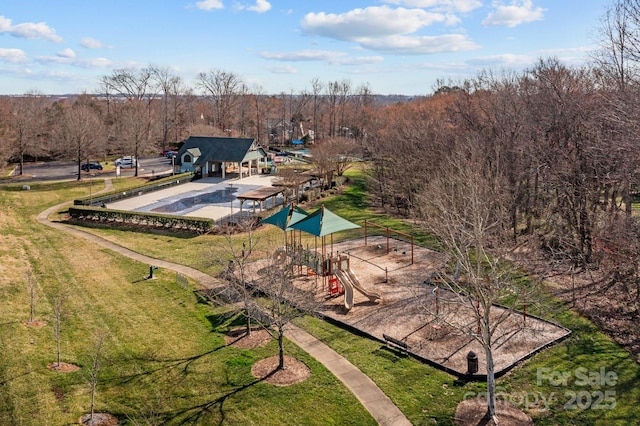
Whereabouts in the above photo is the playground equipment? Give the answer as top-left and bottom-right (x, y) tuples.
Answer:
(330, 255), (381, 310)
(263, 204), (383, 310)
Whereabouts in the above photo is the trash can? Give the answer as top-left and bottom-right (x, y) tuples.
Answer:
(467, 351), (478, 375)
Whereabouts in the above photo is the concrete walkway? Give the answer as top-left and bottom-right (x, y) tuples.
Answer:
(37, 178), (412, 426)
(285, 324), (412, 426)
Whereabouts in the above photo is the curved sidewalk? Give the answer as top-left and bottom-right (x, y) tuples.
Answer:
(37, 179), (412, 426)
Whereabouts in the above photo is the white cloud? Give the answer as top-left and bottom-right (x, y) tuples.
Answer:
(301, 6), (451, 41)
(260, 49), (384, 66)
(466, 53), (533, 67)
(261, 50), (339, 61)
(0, 48), (28, 64)
(300, 6), (475, 55)
(195, 0), (224, 11)
(80, 37), (105, 49)
(35, 54), (112, 68)
(246, 0), (271, 13)
(482, 0), (545, 28)
(337, 56), (384, 65)
(266, 64), (297, 74)
(57, 48), (76, 59)
(359, 34), (479, 55)
(0, 15), (62, 42)
(382, 0), (482, 13)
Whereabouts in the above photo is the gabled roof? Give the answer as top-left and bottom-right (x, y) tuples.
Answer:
(177, 136), (266, 165)
(186, 147), (201, 157)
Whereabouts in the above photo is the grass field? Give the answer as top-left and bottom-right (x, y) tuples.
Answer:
(0, 178), (375, 425)
(1, 169), (639, 425)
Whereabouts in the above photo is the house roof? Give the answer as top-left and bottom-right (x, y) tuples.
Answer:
(177, 136), (266, 165)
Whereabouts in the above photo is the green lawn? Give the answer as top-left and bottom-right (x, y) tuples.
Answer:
(0, 178), (375, 425)
(1, 171), (639, 425)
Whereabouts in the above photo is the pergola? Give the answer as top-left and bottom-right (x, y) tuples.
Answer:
(237, 186), (286, 214)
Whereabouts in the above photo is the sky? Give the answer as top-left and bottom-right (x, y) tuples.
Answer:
(0, 0), (613, 96)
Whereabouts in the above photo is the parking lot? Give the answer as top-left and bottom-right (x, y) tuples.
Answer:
(7, 156), (172, 182)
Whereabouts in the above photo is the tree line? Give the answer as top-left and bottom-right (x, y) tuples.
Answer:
(0, 67), (375, 178)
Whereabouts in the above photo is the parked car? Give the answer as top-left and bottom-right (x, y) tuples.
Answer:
(160, 149), (178, 157)
(81, 162), (103, 172)
(114, 156), (137, 168)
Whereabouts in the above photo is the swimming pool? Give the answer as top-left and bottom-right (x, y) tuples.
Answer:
(151, 187), (236, 213)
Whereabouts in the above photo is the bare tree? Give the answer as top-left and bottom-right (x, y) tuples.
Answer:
(309, 137), (356, 189)
(196, 69), (243, 133)
(26, 270), (38, 324)
(591, 0), (640, 217)
(88, 334), (106, 422)
(209, 224), (261, 336)
(251, 85), (268, 143)
(150, 66), (189, 148)
(310, 77), (324, 141)
(416, 141), (538, 422)
(52, 295), (65, 368)
(273, 168), (307, 204)
(59, 95), (106, 180)
(100, 67), (160, 175)
(254, 251), (323, 370)
(118, 99), (158, 176)
(7, 92), (49, 175)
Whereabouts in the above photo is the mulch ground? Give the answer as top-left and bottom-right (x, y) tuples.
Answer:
(78, 413), (119, 426)
(226, 328), (311, 386)
(224, 327), (272, 348)
(251, 355), (311, 386)
(23, 319), (47, 328)
(47, 362), (80, 373)
(455, 397), (533, 426)
(247, 236), (570, 376)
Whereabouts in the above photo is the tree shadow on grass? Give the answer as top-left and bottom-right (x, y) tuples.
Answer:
(109, 346), (226, 388)
(164, 372), (277, 425)
(113, 356), (279, 425)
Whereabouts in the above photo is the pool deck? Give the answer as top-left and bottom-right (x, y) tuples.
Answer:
(106, 174), (281, 221)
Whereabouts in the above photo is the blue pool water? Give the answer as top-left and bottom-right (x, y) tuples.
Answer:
(151, 187), (237, 213)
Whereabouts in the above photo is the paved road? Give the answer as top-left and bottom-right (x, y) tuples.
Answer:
(36, 178), (412, 426)
(5, 156), (172, 183)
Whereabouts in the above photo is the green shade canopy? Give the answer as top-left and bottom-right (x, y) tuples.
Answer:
(262, 204), (309, 230)
(287, 205), (310, 229)
(287, 205), (360, 237)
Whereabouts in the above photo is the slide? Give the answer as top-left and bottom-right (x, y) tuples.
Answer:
(335, 270), (354, 310)
(346, 268), (382, 302)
